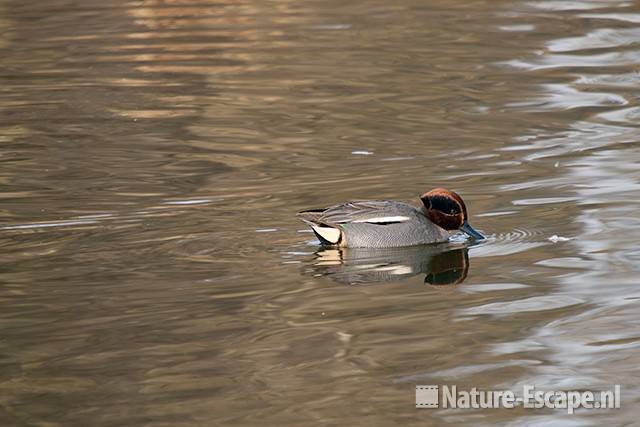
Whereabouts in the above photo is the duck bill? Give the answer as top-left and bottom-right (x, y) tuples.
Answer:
(460, 221), (485, 240)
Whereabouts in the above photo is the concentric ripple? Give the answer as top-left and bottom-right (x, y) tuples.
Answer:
(470, 227), (549, 258)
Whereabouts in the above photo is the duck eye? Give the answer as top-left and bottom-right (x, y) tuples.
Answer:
(430, 196), (460, 216)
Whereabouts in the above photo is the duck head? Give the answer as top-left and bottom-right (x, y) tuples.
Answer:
(420, 188), (485, 240)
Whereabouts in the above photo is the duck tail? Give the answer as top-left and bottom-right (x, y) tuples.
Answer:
(297, 210), (341, 245)
(296, 209), (325, 223)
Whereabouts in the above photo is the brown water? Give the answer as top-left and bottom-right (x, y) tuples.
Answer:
(1, 0), (640, 425)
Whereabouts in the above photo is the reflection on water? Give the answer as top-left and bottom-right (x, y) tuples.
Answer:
(307, 245), (470, 286)
(2, 0), (640, 425)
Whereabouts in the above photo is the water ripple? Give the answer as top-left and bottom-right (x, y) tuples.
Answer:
(507, 83), (627, 111)
(547, 27), (640, 52)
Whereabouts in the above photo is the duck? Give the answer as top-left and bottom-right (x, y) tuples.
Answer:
(297, 188), (484, 248)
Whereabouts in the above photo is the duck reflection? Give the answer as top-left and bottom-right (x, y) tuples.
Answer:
(307, 244), (469, 285)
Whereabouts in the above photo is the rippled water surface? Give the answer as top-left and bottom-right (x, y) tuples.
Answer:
(2, 0), (640, 425)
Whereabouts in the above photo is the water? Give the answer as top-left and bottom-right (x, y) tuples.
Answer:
(1, 0), (640, 425)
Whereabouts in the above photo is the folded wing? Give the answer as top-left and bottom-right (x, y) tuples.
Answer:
(297, 201), (413, 244)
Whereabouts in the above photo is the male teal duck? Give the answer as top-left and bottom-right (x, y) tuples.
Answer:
(297, 188), (484, 248)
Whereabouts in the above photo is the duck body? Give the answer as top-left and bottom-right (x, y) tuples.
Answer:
(297, 188), (484, 248)
(298, 200), (450, 248)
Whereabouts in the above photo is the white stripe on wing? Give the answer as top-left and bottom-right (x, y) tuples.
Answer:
(352, 216), (411, 224)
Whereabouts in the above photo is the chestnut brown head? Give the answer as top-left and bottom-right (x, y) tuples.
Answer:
(420, 188), (484, 240)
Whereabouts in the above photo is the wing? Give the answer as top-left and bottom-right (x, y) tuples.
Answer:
(297, 200), (415, 226)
